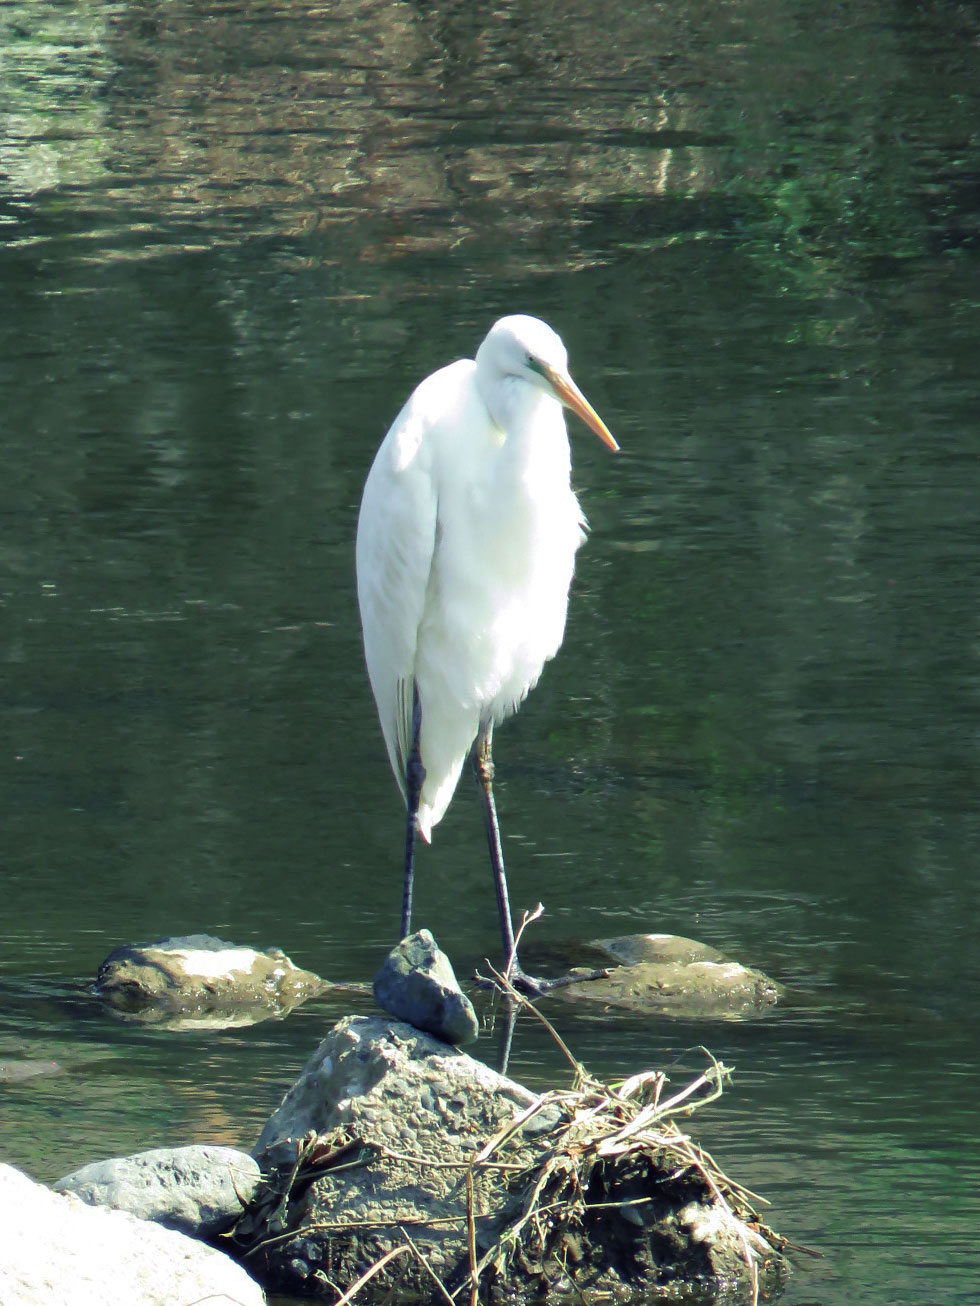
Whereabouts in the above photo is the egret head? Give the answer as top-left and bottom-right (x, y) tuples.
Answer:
(477, 315), (619, 451)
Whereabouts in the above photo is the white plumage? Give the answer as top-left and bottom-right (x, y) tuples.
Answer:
(355, 314), (617, 975)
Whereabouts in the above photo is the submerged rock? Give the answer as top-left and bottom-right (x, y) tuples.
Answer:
(553, 933), (782, 1018)
(95, 934), (326, 1028)
(237, 1015), (786, 1303)
(373, 929), (479, 1045)
(0, 1059), (63, 1082)
(54, 1144), (261, 1238)
(595, 933), (727, 967)
(0, 1163), (264, 1306)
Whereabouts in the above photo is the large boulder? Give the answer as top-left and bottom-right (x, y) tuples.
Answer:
(237, 1015), (786, 1303)
(54, 1144), (261, 1237)
(0, 1163), (265, 1306)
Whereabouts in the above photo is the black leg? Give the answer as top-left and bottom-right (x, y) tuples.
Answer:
(473, 721), (519, 972)
(401, 682), (425, 940)
(473, 720), (611, 999)
(494, 995), (519, 1075)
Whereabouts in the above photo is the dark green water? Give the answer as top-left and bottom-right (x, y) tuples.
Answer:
(2, 2), (978, 1302)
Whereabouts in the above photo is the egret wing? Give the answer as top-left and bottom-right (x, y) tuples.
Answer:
(355, 393), (439, 799)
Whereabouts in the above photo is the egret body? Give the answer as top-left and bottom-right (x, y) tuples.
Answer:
(356, 315), (617, 990)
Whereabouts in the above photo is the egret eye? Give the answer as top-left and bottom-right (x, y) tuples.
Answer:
(526, 354), (546, 378)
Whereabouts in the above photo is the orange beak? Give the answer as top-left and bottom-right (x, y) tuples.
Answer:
(543, 364), (620, 452)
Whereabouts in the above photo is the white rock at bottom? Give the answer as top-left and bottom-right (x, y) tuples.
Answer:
(0, 1163), (265, 1306)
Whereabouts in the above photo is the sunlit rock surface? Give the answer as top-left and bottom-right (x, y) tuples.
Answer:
(54, 1145), (261, 1238)
(0, 1163), (265, 1306)
(0, 1059), (63, 1082)
(596, 933), (727, 967)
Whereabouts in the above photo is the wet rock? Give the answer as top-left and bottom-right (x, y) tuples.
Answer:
(595, 933), (726, 967)
(559, 957), (780, 1018)
(553, 933), (782, 1018)
(54, 1144), (261, 1238)
(241, 1015), (786, 1303)
(0, 1162), (265, 1306)
(95, 934), (326, 1028)
(372, 929), (479, 1045)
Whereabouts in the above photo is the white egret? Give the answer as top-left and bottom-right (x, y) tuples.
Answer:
(356, 314), (618, 992)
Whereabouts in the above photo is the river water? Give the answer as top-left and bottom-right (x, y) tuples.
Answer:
(1, 2), (978, 1303)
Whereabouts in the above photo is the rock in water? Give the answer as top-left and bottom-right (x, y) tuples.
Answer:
(95, 934), (326, 1028)
(0, 1059), (62, 1082)
(372, 928), (479, 1045)
(556, 933), (783, 1019)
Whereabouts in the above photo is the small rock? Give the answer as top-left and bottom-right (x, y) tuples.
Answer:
(372, 929), (479, 1046)
(54, 1144), (261, 1237)
(0, 1163), (265, 1306)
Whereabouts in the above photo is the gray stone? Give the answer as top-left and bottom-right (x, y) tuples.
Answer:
(0, 1163), (265, 1306)
(255, 1014), (533, 1159)
(372, 929), (479, 1045)
(247, 1015), (785, 1303)
(95, 934), (326, 1028)
(54, 1144), (261, 1237)
(250, 1015), (548, 1296)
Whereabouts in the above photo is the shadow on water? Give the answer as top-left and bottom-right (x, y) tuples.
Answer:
(1, 1), (979, 1303)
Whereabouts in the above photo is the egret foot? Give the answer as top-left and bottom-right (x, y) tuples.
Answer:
(477, 962), (611, 999)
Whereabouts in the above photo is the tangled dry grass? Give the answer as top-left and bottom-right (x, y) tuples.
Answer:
(459, 967), (773, 1306)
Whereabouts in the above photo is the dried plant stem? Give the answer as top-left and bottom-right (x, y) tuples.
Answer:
(465, 1170), (479, 1306)
(483, 958), (582, 1076)
(397, 1227), (456, 1306)
(503, 903), (544, 981)
(326, 1245), (409, 1306)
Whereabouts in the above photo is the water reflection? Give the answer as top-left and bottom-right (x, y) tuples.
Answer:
(5, 1), (976, 286)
